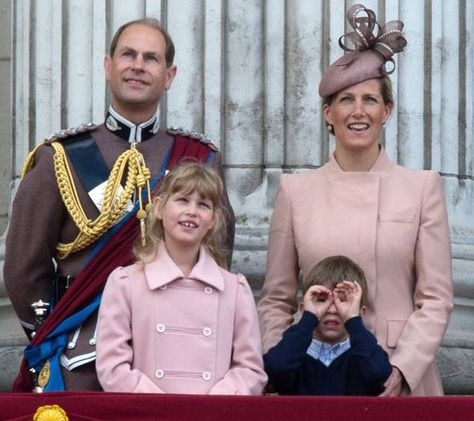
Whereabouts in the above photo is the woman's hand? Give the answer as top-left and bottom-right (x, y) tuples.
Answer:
(379, 366), (407, 396)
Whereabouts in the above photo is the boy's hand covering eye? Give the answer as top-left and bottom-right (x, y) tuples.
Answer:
(303, 285), (334, 319)
(333, 280), (362, 322)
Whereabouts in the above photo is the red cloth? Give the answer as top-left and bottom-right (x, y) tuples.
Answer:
(13, 136), (213, 392)
(0, 393), (473, 421)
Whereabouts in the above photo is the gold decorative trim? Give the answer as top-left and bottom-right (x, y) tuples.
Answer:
(33, 405), (69, 421)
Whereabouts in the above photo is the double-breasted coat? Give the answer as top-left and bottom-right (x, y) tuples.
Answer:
(257, 149), (453, 395)
(96, 245), (267, 395)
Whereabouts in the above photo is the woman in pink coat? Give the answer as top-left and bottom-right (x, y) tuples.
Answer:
(258, 4), (453, 396)
(96, 162), (267, 394)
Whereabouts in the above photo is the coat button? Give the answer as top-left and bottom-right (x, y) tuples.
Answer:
(67, 341), (76, 349)
(89, 338), (97, 346)
(202, 327), (212, 337)
(156, 324), (165, 333)
(155, 369), (164, 379)
(204, 287), (213, 294)
(202, 372), (212, 381)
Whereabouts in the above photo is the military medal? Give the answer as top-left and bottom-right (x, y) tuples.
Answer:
(38, 360), (51, 389)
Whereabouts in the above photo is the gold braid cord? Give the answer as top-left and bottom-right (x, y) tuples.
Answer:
(49, 142), (151, 259)
(21, 143), (44, 179)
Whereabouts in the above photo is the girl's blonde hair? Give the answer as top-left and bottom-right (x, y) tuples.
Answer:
(133, 161), (228, 267)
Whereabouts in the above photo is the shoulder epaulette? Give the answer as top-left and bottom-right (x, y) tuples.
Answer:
(21, 123), (97, 179)
(44, 123), (97, 144)
(167, 127), (219, 152)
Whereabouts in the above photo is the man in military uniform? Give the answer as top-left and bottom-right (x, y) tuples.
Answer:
(4, 18), (234, 392)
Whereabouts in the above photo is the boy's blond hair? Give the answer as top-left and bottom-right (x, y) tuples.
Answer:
(303, 255), (369, 306)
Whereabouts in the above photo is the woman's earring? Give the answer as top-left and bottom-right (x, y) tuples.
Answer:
(327, 124), (333, 133)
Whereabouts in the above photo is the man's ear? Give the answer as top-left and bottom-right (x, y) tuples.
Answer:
(104, 55), (113, 83)
(165, 64), (177, 91)
(299, 302), (305, 313)
(359, 305), (367, 317)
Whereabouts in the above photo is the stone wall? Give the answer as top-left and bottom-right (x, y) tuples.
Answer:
(0, 0), (11, 235)
(0, 0), (23, 394)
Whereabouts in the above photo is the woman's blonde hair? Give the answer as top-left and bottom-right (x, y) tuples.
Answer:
(133, 161), (228, 267)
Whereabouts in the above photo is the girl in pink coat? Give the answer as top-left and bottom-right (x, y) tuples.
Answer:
(96, 162), (267, 394)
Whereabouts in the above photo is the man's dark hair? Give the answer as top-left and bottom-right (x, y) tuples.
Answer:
(109, 18), (175, 67)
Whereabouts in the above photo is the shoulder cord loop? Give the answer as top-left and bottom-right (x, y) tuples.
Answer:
(21, 144), (44, 179)
(47, 142), (151, 259)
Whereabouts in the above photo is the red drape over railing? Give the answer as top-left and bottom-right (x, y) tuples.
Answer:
(0, 393), (473, 421)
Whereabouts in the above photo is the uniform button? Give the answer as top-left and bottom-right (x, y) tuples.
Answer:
(156, 324), (165, 333)
(67, 342), (76, 350)
(89, 338), (97, 346)
(202, 372), (212, 381)
(204, 287), (213, 294)
(155, 369), (164, 379)
(203, 327), (212, 337)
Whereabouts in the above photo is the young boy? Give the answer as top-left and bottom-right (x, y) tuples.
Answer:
(263, 255), (391, 395)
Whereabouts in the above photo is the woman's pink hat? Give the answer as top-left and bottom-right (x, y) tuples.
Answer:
(319, 4), (407, 98)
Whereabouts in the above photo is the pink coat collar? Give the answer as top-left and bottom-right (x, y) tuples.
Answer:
(144, 245), (225, 291)
(327, 147), (395, 174)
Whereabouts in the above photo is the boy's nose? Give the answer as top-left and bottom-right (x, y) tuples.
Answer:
(326, 302), (338, 313)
